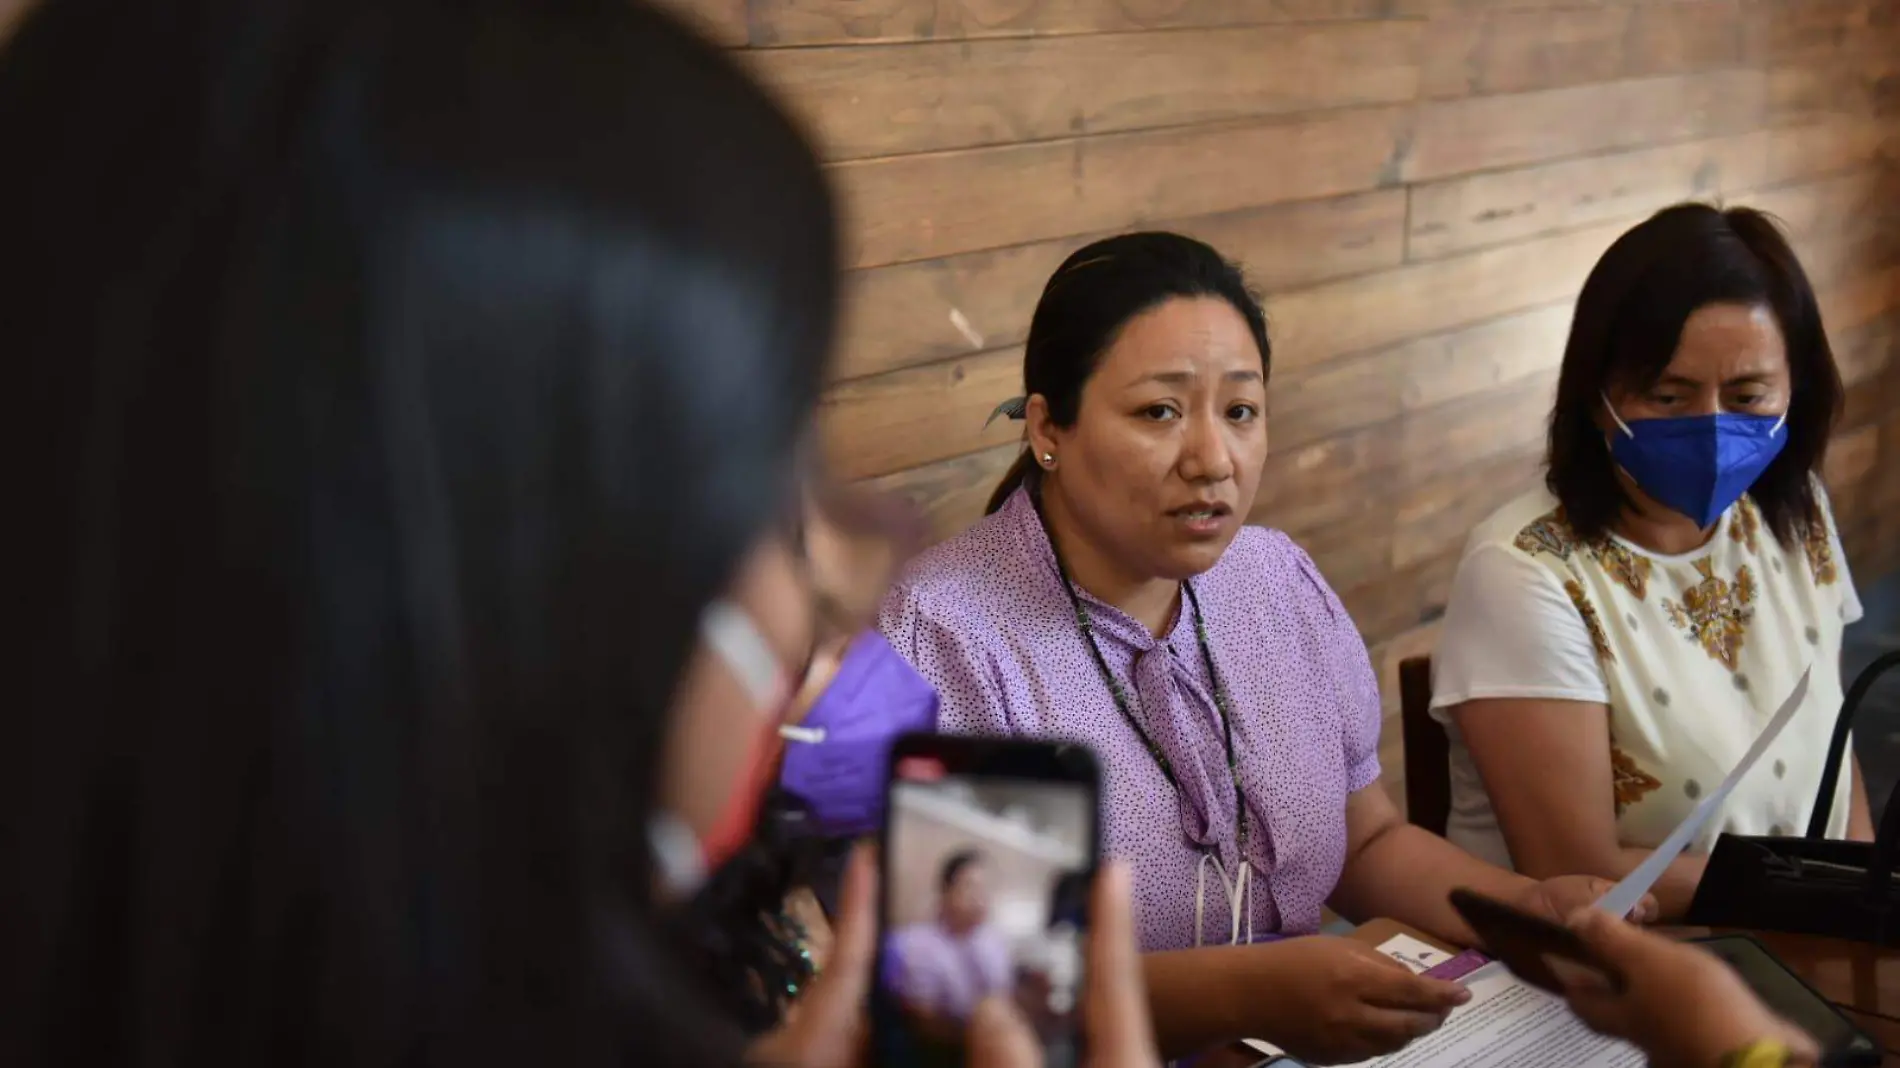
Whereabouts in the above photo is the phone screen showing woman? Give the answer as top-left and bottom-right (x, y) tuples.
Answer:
(872, 739), (1098, 1068)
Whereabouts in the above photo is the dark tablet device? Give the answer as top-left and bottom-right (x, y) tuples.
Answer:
(1691, 935), (1880, 1068)
(1447, 888), (1627, 995)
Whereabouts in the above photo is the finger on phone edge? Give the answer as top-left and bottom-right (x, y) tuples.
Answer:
(810, 841), (878, 1009)
(1086, 861), (1160, 1055)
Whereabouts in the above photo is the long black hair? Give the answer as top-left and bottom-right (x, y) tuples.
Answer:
(986, 232), (1271, 513)
(0, 1), (837, 1065)
(1546, 203), (1841, 546)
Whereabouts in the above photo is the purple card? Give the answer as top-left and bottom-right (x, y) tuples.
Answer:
(1422, 949), (1491, 982)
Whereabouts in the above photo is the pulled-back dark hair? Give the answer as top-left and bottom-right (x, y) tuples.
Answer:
(0, 0), (836, 1064)
(1546, 203), (1841, 547)
(985, 232), (1271, 513)
(940, 848), (986, 891)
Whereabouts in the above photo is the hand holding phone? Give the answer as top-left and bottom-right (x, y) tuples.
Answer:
(964, 862), (1163, 1068)
(1554, 909), (1825, 1068)
(873, 736), (1102, 1066)
(750, 842), (1165, 1068)
(1446, 888), (1626, 995)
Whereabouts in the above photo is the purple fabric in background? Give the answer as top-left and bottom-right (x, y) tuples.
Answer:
(880, 489), (1385, 952)
(779, 631), (939, 837)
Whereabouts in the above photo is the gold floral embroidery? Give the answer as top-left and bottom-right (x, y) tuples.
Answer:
(1565, 579), (1615, 664)
(1729, 497), (1760, 554)
(1514, 507), (1576, 560)
(1611, 745), (1662, 815)
(1662, 558), (1756, 670)
(1589, 541), (1652, 601)
(1804, 520), (1839, 586)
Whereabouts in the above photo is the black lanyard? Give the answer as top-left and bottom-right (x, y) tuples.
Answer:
(1038, 505), (1251, 852)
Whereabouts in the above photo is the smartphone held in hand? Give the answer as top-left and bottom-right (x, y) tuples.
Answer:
(871, 735), (1102, 1068)
(1448, 888), (1627, 996)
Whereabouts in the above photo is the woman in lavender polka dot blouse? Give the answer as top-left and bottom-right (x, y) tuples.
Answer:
(879, 233), (1645, 1064)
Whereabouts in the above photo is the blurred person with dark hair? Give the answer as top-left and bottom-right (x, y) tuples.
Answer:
(890, 849), (1015, 1042)
(1431, 203), (1870, 921)
(0, 2), (1164, 1066)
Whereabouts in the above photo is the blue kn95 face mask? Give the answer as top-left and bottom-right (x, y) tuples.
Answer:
(1602, 392), (1786, 529)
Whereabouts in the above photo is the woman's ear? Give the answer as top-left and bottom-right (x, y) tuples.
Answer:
(1024, 393), (1060, 470)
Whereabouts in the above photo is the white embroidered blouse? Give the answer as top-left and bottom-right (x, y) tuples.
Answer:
(1429, 485), (1862, 869)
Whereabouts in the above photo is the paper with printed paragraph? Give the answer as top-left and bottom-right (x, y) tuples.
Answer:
(1594, 664), (1811, 919)
(1243, 935), (1638, 1067)
(1331, 962), (1642, 1068)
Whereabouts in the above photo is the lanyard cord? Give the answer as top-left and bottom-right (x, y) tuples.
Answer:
(1035, 501), (1250, 853)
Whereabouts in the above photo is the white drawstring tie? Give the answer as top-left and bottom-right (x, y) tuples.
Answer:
(1193, 852), (1255, 947)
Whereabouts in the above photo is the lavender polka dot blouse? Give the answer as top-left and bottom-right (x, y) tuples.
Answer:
(878, 488), (1383, 952)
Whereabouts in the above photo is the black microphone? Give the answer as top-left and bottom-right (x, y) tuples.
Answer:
(1805, 650), (1900, 840)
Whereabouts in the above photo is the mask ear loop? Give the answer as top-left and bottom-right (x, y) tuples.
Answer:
(1771, 411), (1788, 435)
(701, 600), (786, 710)
(649, 811), (709, 897)
(1601, 391), (1636, 438)
(778, 724), (826, 744)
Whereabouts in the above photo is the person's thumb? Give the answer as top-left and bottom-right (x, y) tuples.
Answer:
(1083, 862), (1161, 1065)
(770, 840), (876, 1065)
(809, 842), (877, 1011)
(967, 997), (1041, 1068)
(1565, 906), (1646, 961)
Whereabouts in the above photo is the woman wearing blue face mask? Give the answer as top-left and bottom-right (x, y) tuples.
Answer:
(1429, 202), (1871, 921)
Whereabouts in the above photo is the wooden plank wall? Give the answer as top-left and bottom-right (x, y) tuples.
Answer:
(649, 0), (1900, 799)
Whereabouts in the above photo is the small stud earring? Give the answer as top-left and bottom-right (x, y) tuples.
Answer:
(1040, 452), (1056, 469)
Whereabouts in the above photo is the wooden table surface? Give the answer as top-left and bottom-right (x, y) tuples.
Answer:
(1198, 926), (1900, 1066)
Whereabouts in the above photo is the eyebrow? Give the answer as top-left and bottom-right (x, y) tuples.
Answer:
(1131, 368), (1264, 387)
(1653, 371), (1778, 388)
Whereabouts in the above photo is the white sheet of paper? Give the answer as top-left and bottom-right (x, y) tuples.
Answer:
(1243, 962), (1640, 1067)
(1595, 665), (1811, 918)
(1334, 963), (1643, 1068)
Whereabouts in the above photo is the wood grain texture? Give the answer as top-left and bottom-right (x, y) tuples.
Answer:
(1420, 2), (1756, 100)
(834, 104), (1414, 268)
(1762, 0), (1885, 65)
(833, 189), (1407, 379)
(1826, 422), (1881, 493)
(819, 347), (1021, 479)
(1406, 133), (1771, 259)
(1392, 433), (1545, 568)
(1732, 169), (1887, 247)
(1760, 118), (1898, 187)
(747, 0), (1402, 47)
(1834, 314), (1897, 389)
(1340, 546), (1461, 651)
(1404, 69), (1768, 183)
(1768, 55), (1900, 125)
(1270, 219), (1629, 369)
(861, 443), (1021, 543)
(750, 21), (1422, 161)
